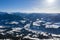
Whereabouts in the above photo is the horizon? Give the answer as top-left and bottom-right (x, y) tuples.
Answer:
(0, 11), (60, 14)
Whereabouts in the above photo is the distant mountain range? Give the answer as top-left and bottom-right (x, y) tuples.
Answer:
(0, 12), (60, 22)
(11, 12), (60, 22)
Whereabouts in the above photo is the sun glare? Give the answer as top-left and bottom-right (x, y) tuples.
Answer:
(45, 0), (56, 6)
(46, 0), (55, 3)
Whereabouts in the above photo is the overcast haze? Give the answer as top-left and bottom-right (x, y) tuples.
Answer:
(0, 0), (60, 13)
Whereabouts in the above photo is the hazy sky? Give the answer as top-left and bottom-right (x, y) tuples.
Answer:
(0, 0), (60, 13)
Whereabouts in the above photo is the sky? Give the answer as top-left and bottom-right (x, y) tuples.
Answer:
(0, 0), (60, 13)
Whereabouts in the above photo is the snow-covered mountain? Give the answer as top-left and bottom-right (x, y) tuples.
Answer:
(0, 12), (60, 40)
